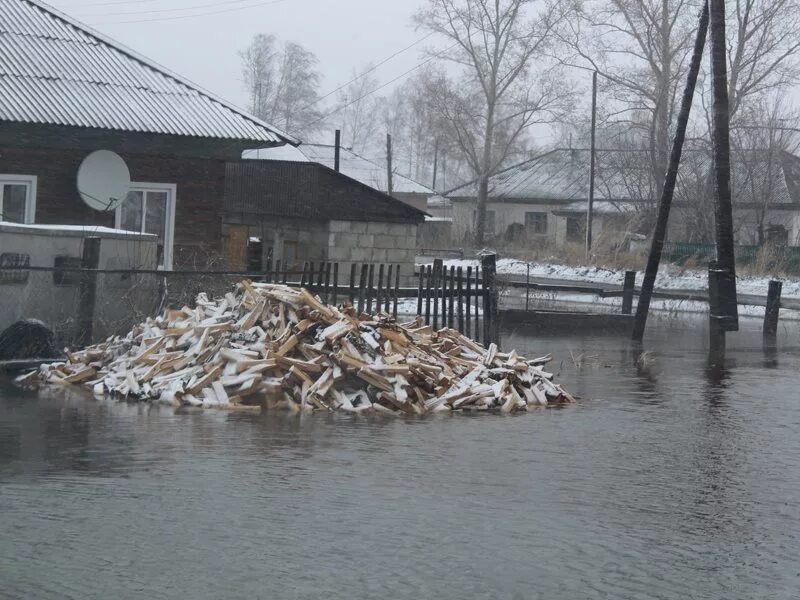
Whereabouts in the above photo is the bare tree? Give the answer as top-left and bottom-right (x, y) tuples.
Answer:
(556, 0), (701, 203)
(732, 98), (800, 246)
(415, 0), (572, 245)
(239, 34), (323, 139)
(335, 65), (384, 154)
(698, 0), (800, 131)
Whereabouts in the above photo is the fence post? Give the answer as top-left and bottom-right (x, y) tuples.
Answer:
(393, 264), (400, 319)
(324, 262), (332, 303)
(349, 263), (357, 304)
(425, 265), (433, 325)
(481, 254), (498, 346)
(332, 263), (339, 306)
(366, 264), (375, 313)
(526, 263), (530, 312)
(763, 280), (782, 338)
(448, 265), (455, 329)
(377, 263), (385, 314)
(385, 264), (393, 313)
(357, 264), (368, 313)
(75, 236), (101, 347)
(457, 266), (464, 333)
(474, 267), (480, 343)
(416, 266), (424, 317)
(465, 266), (472, 338)
(622, 271), (636, 315)
(433, 259), (443, 329)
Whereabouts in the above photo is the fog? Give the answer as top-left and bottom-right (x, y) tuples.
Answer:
(45, 0), (429, 116)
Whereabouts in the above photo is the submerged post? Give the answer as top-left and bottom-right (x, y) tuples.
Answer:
(621, 271), (636, 315)
(481, 254), (498, 345)
(763, 280), (782, 338)
(75, 236), (101, 347)
(708, 261), (726, 355)
(632, 2), (709, 342)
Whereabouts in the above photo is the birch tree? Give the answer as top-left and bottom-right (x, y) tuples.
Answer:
(415, 0), (572, 244)
(240, 34), (323, 139)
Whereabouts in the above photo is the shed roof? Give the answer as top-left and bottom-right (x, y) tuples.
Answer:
(224, 160), (427, 224)
(0, 0), (296, 145)
(243, 143), (435, 195)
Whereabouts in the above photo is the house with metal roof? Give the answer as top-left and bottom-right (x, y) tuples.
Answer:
(0, 0), (295, 269)
(447, 148), (800, 248)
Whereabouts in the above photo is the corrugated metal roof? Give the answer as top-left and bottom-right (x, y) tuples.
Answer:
(449, 148), (800, 205)
(243, 143), (436, 195)
(0, 0), (297, 144)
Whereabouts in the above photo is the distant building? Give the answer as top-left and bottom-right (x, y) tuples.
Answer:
(447, 148), (800, 248)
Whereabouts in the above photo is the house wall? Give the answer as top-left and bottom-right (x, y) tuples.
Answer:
(1, 144), (227, 267)
(451, 200), (565, 243)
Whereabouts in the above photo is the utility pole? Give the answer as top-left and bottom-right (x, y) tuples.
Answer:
(585, 70), (598, 258)
(432, 140), (439, 191)
(386, 133), (394, 197)
(632, 2), (709, 342)
(708, 0), (739, 334)
(334, 129), (341, 172)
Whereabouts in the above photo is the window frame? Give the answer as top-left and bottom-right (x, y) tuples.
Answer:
(525, 211), (548, 235)
(0, 174), (37, 224)
(114, 181), (177, 270)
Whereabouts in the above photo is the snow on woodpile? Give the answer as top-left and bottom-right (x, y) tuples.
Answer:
(18, 282), (574, 414)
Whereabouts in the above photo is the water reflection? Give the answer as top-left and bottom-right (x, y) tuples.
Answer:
(1, 318), (800, 600)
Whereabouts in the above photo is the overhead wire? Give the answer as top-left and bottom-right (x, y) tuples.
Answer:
(90, 0), (293, 25)
(304, 32), (437, 110)
(302, 41), (458, 130)
(80, 0), (269, 17)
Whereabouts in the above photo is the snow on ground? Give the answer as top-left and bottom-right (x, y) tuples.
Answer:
(419, 258), (800, 299)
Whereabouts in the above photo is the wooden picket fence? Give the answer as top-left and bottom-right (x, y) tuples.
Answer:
(263, 256), (499, 344)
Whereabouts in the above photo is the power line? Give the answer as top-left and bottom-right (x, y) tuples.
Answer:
(81, 0), (266, 17)
(90, 0), (293, 25)
(302, 42), (457, 131)
(305, 32), (436, 110)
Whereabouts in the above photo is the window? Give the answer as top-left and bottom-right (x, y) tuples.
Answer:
(115, 183), (176, 269)
(525, 212), (548, 235)
(0, 175), (37, 223)
(566, 216), (585, 243)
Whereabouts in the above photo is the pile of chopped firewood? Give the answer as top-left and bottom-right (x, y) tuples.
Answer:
(19, 282), (574, 414)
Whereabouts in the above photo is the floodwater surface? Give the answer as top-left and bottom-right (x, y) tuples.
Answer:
(1, 317), (799, 599)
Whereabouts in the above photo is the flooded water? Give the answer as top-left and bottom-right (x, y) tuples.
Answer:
(2, 317), (799, 599)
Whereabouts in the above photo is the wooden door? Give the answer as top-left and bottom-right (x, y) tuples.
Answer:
(224, 225), (249, 271)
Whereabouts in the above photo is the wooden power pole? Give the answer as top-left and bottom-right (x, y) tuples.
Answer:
(386, 133), (393, 197)
(585, 70), (598, 258)
(708, 0), (739, 334)
(632, 3), (709, 341)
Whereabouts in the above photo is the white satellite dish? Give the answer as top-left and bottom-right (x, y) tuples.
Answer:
(77, 150), (131, 211)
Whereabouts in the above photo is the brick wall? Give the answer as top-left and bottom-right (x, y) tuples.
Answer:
(1, 145), (226, 266)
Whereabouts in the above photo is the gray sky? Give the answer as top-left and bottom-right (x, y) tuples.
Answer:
(45, 0), (429, 117)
